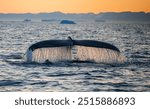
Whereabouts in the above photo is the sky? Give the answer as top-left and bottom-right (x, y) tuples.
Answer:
(0, 0), (150, 13)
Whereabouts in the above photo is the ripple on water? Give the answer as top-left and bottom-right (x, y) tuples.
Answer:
(0, 80), (24, 86)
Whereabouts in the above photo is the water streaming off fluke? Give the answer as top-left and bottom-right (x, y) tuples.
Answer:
(32, 47), (72, 63)
(26, 45), (127, 64)
(75, 46), (127, 63)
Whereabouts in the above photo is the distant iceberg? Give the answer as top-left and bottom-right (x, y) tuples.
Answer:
(23, 19), (31, 22)
(41, 19), (59, 22)
(60, 20), (76, 24)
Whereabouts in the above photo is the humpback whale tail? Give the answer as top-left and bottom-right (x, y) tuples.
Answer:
(26, 37), (127, 64)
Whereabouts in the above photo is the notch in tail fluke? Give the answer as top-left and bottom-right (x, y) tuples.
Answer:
(26, 37), (127, 64)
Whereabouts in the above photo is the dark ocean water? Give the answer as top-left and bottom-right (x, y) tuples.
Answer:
(0, 21), (150, 91)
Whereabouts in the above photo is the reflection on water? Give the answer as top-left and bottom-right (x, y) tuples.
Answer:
(0, 21), (150, 91)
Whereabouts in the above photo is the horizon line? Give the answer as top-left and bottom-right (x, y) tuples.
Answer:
(0, 11), (150, 14)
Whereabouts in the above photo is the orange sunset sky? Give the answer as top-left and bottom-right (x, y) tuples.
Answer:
(0, 0), (150, 13)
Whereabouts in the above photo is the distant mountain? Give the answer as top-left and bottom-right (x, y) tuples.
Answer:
(0, 12), (150, 22)
(96, 12), (150, 22)
(0, 12), (96, 21)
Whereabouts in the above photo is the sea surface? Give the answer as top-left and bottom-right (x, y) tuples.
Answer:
(0, 21), (150, 91)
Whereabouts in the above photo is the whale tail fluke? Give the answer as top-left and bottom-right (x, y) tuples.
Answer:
(28, 47), (72, 63)
(72, 46), (127, 64)
(26, 37), (127, 64)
